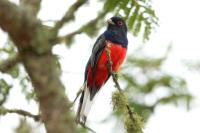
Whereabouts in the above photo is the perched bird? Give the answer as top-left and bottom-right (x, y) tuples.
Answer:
(76, 16), (128, 124)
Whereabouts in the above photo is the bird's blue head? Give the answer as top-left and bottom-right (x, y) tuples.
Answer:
(107, 16), (128, 34)
(104, 16), (128, 48)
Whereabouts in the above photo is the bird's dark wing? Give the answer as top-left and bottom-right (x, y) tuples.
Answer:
(84, 34), (106, 99)
(91, 35), (106, 67)
(84, 34), (106, 81)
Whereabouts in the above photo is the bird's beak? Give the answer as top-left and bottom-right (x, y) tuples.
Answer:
(107, 19), (115, 25)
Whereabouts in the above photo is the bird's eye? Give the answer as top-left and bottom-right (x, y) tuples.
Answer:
(117, 21), (123, 26)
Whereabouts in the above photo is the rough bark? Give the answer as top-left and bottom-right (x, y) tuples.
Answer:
(0, 0), (77, 132)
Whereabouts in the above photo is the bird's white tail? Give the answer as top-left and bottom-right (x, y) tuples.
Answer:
(76, 83), (96, 124)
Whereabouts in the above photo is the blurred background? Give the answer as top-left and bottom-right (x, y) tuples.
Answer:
(0, 0), (200, 133)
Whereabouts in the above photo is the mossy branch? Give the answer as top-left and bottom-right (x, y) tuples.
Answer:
(0, 107), (40, 121)
(105, 43), (144, 133)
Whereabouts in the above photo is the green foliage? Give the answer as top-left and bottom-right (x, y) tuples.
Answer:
(68, 0), (158, 44)
(0, 40), (21, 79)
(0, 79), (12, 105)
(81, 20), (100, 38)
(8, 66), (20, 78)
(15, 119), (32, 133)
(103, 0), (158, 41)
(20, 77), (37, 101)
(155, 94), (192, 110)
(118, 47), (193, 121)
(0, 39), (17, 57)
(0, 39), (37, 102)
(128, 102), (153, 123)
(77, 127), (88, 133)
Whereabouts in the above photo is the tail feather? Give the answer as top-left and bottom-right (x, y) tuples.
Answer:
(76, 83), (96, 124)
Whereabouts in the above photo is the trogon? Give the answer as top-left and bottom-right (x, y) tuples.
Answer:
(76, 16), (128, 124)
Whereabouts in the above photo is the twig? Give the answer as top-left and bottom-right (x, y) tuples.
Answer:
(0, 107), (40, 121)
(105, 43), (122, 92)
(54, 11), (107, 45)
(55, 30), (82, 45)
(0, 48), (11, 53)
(0, 54), (21, 73)
(105, 43), (136, 124)
(79, 122), (97, 133)
(49, 0), (88, 45)
(70, 86), (83, 107)
(53, 0), (87, 33)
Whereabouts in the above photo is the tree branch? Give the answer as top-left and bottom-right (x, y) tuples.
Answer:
(105, 43), (123, 92)
(54, 11), (106, 45)
(0, 0), (39, 49)
(55, 30), (82, 45)
(105, 43), (143, 132)
(53, 0), (87, 34)
(0, 54), (21, 73)
(70, 87), (83, 107)
(0, 107), (40, 121)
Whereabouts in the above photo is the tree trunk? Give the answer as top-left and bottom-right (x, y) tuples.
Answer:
(0, 0), (77, 132)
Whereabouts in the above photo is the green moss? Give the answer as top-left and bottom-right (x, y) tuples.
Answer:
(125, 112), (144, 133)
(112, 91), (128, 113)
(112, 90), (144, 133)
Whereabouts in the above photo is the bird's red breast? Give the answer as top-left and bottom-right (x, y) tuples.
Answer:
(87, 41), (127, 90)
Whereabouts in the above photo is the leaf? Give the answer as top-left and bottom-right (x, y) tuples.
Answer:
(128, 6), (140, 30)
(103, 0), (121, 12)
(0, 79), (12, 105)
(133, 13), (143, 36)
(101, 0), (159, 41)
(156, 94), (193, 105)
(20, 77), (37, 101)
(129, 102), (154, 122)
(8, 66), (20, 78)
(143, 24), (151, 41)
(15, 119), (32, 133)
